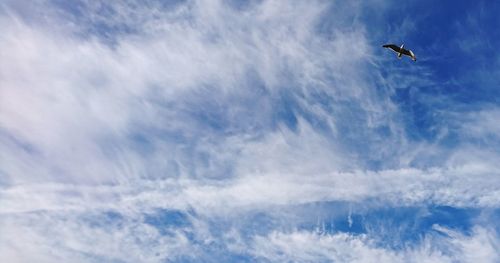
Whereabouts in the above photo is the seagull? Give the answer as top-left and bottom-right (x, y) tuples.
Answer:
(383, 44), (417, 61)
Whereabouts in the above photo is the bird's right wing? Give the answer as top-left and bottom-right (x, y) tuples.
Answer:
(400, 49), (413, 56)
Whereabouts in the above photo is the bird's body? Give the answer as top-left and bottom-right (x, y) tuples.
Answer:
(383, 44), (417, 61)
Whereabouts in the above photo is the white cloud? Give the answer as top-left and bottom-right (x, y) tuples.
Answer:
(0, 0), (373, 185)
(460, 109), (500, 140)
(251, 227), (499, 263)
(1, 0), (499, 262)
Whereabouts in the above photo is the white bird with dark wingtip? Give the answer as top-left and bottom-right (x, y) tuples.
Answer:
(383, 44), (417, 61)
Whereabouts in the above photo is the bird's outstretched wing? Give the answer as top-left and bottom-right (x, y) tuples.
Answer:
(383, 44), (400, 52)
(400, 48), (413, 56)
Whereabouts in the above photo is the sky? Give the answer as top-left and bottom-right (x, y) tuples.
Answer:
(1, 0), (499, 262)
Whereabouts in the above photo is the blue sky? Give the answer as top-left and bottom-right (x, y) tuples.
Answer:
(1, 0), (499, 262)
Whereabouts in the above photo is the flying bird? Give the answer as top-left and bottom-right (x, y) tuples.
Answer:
(383, 44), (416, 61)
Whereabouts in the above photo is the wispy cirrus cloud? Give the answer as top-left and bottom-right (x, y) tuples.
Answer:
(251, 226), (499, 263)
(1, 0), (499, 262)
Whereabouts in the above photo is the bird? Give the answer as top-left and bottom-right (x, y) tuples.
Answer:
(383, 44), (416, 61)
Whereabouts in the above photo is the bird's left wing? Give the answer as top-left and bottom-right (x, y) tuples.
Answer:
(383, 44), (400, 51)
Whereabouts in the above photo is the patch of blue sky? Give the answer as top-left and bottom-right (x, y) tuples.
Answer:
(370, 0), (500, 144)
(293, 204), (482, 247)
(144, 209), (192, 236)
